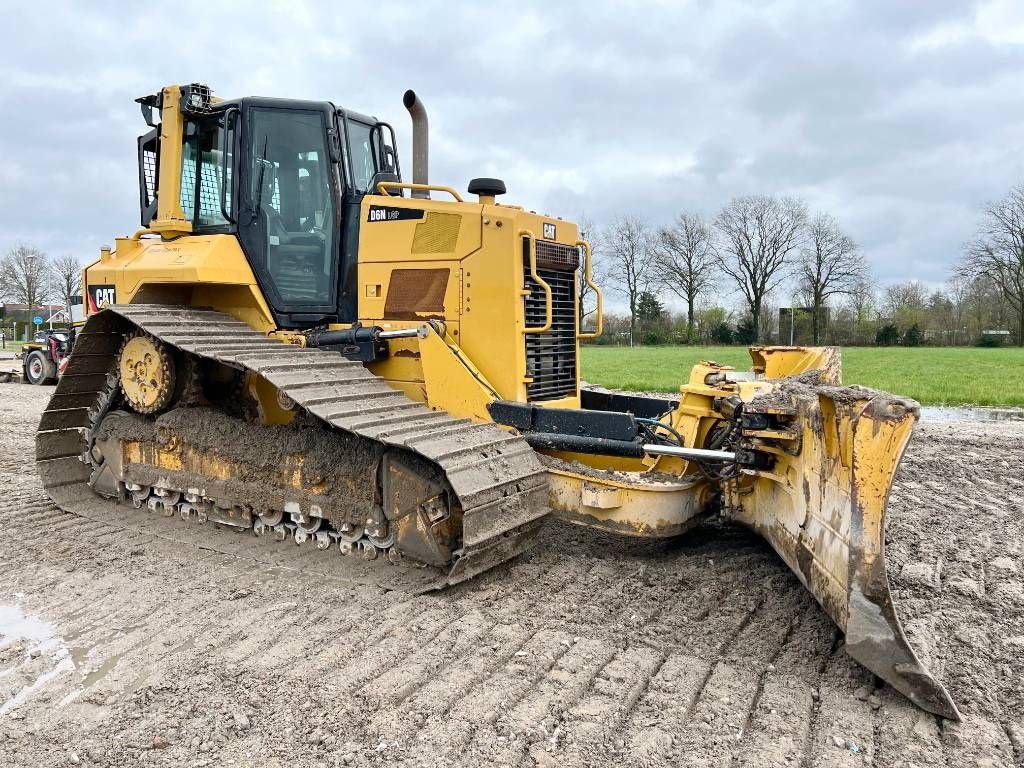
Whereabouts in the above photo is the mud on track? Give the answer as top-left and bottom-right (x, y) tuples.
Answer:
(1, 382), (1022, 767)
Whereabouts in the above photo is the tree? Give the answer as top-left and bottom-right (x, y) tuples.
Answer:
(51, 253), (82, 319)
(601, 216), (654, 345)
(875, 323), (899, 346)
(843, 275), (878, 345)
(847, 275), (876, 323)
(714, 195), (808, 343)
(696, 304), (730, 344)
(635, 290), (664, 325)
(903, 323), (924, 347)
(945, 274), (970, 346)
(882, 280), (929, 331)
(964, 275), (1004, 341)
(928, 290), (955, 346)
(710, 322), (734, 344)
(958, 185), (1024, 346)
(0, 244), (51, 314)
(796, 212), (866, 343)
(653, 212), (716, 342)
(734, 315), (757, 345)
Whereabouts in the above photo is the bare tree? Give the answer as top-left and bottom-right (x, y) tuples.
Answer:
(958, 185), (1024, 345)
(51, 253), (82, 319)
(883, 280), (929, 318)
(713, 195), (807, 343)
(0, 244), (51, 314)
(965, 275), (1005, 338)
(796, 213), (866, 343)
(945, 274), (970, 345)
(601, 216), (654, 345)
(846, 274), (877, 325)
(653, 212), (716, 342)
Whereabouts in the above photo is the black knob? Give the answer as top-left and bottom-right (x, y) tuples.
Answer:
(468, 178), (507, 197)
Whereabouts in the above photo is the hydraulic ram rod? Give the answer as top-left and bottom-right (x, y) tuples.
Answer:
(641, 444), (737, 462)
(377, 328), (422, 339)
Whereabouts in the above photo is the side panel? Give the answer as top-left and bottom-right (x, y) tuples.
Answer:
(83, 234), (276, 333)
(355, 193), (582, 409)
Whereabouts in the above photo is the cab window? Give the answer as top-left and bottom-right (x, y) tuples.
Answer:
(347, 120), (374, 193)
(180, 119), (231, 227)
(245, 108), (337, 307)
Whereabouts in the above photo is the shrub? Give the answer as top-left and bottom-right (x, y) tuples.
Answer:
(903, 324), (923, 347)
(875, 323), (899, 346)
(975, 333), (1005, 348)
(733, 318), (756, 346)
(643, 329), (668, 345)
(710, 322), (734, 344)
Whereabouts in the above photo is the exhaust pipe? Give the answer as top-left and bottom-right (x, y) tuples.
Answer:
(403, 89), (429, 199)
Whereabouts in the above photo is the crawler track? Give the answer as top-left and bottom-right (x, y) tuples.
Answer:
(34, 306), (550, 589)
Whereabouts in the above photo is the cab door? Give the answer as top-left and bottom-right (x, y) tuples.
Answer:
(236, 103), (342, 326)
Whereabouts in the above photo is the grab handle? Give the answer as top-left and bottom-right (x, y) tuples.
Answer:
(576, 239), (603, 340)
(520, 230), (553, 335)
(375, 181), (463, 202)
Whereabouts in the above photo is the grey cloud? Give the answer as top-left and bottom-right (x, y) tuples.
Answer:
(1, 0), (1021, 290)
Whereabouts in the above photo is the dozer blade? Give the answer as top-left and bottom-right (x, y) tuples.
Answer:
(724, 381), (960, 720)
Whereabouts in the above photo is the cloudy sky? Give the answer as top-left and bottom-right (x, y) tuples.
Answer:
(2, 0), (1023, 297)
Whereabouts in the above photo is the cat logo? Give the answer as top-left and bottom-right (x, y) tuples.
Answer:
(87, 285), (117, 312)
(542, 222), (556, 240)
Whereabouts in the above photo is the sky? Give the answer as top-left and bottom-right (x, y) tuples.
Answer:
(2, 0), (1023, 301)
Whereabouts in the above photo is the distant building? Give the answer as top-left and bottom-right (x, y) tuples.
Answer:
(1, 303), (67, 323)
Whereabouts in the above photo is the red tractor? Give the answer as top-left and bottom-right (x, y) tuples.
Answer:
(21, 330), (74, 385)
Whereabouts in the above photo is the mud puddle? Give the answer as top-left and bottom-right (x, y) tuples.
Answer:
(0, 602), (75, 716)
(919, 405), (1024, 422)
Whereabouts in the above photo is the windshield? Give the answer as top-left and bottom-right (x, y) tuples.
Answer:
(244, 108), (337, 307)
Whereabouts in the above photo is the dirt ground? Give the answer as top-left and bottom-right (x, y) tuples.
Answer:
(1, 381), (1022, 768)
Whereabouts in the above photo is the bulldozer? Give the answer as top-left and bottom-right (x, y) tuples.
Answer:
(36, 83), (957, 720)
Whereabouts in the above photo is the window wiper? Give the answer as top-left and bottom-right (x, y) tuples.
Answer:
(250, 135), (270, 223)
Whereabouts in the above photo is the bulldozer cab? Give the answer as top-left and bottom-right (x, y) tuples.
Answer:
(137, 84), (399, 328)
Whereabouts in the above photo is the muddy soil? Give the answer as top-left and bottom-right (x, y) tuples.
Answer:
(1, 382), (1022, 767)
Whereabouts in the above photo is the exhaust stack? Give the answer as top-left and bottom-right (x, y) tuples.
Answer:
(403, 89), (429, 199)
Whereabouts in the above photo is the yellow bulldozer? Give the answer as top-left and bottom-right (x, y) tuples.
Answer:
(36, 84), (957, 720)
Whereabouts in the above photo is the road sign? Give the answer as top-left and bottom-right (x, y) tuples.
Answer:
(33, 316), (43, 326)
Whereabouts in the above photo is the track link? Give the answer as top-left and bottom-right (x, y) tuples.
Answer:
(35, 306), (550, 588)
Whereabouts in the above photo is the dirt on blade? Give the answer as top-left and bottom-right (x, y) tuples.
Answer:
(1, 382), (1022, 767)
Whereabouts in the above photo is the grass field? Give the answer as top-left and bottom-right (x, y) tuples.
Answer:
(581, 345), (1024, 407)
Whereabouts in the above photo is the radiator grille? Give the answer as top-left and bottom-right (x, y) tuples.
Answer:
(536, 240), (581, 271)
(524, 241), (578, 401)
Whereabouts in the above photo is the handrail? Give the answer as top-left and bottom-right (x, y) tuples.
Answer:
(520, 229), (553, 335)
(219, 106), (239, 224)
(576, 239), (604, 340)
(375, 181), (463, 202)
